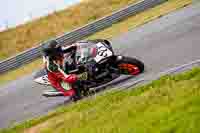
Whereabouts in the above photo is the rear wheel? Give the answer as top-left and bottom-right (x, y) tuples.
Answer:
(117, 56), (144, 75)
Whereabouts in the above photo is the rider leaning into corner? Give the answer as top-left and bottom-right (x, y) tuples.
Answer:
(41, 39), (110, 100)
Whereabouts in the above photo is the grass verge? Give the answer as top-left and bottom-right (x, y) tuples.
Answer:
(0, 0), (192, 86)
(1, 67), (200, 133)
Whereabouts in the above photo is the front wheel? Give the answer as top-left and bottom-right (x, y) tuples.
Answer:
(117, 56), (144, 75)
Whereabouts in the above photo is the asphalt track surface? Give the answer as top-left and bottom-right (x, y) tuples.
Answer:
(0, 3), (200, 128)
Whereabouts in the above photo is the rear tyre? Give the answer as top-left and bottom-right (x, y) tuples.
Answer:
(117, 56), (144, 75)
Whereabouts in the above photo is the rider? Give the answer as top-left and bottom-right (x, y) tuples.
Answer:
(42, 39), (111, 99)
(42, 40), (80, 98)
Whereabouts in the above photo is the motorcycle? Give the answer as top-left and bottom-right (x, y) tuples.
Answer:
(34, 40), (144, 98)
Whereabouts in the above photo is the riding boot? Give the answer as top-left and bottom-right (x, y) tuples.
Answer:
(72, 80), (82, 101)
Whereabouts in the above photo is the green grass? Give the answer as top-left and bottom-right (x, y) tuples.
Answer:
(0, 0), (191, 86)
(1, 67), (200, 133)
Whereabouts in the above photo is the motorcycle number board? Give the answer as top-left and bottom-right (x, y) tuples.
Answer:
(94, 42), (113, 62)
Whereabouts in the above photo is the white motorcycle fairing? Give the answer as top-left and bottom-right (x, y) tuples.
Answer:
(34, 75), (50, 85)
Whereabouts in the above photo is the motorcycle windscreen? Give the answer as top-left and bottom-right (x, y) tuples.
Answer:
(75, 43), (97, 64)
(75, 42), (113, 64)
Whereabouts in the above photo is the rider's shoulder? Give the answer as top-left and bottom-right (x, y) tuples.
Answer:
(61, 43), (76, 51)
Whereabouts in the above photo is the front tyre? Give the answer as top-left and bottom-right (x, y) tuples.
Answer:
(117, 56), (144, 75)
